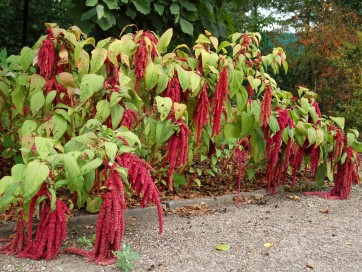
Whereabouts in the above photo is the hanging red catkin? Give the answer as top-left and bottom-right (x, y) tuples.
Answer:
(120, 109), (139, 130)
(282, 138), (293, 185)
(165, 119), (190, 190)
(312, 101), (321, 117)
(193, 81), (209, 147)
(104, 58), (120, 91)
(265, 109), (290, 193)
(309, 144), (320, 178)
(305, 146), (358, 199)
(66, 165), (126, 265)
(117, 153), (163, 233)
(212, 66), (229, 137)
(18, 197), (70, 260)
(291, 143), (305, 188)
(259, 84), (272, 128)
(38, 29), (55, 79)
(0, 212), (26, 255)
(234, 138), (250, 200)
(164, 74), (181, 103)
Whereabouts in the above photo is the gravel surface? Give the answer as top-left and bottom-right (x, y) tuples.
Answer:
(1, 185), (362, 272)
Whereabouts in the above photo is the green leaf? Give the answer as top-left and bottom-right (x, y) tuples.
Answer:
(111, 103), (125, 129)
(80, 74), (105, 101)
(330, 116), (345, 130)
(80, 158), (103, 175)
(268, 116), (280, 133)
(95, 100), (111, 123)
(155, 96), (172, 121)
(86, 196), (102, 213)
(307, 128), (317, 146)
(223, 124), (241, 139)
(20, 120), (37, 138)
(180, 18), (193, 35)
(0, 182), (19, 211)
(155, 119), (177, 144)
(145, 62), (159, 90)
(51, 114), (68, 140)
(30, 74), (46, 93)
(154, 3), (164, 15)
(170, 3), (180, 14)
(190, 72), (201, 92)
(178, 0), (197, 11)
(215, 244), (230, 251)
(157, 28), (173, 54)
(105, 142), (118, 162)
(30, 91), (45, 114)
(35, 137), (55, 160)
(240, 112), (254, 137)
(103, 0), (119, 9)
(20, 47), (35, 71)
(0, 176), (14, 195)
(63, 154), (83, 192)
(96, 4), (104, 19)
(300, 97), (310, 113)
(22, 160), (50, 202)
(133, 0), (150, 14)
(90, 48), (107, 73)
(86, 0), (97, 6)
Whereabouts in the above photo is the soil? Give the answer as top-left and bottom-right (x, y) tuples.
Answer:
(1, 184), (362, 271)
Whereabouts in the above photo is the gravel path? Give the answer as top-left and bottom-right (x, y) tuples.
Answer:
(1, 185), (362, 272)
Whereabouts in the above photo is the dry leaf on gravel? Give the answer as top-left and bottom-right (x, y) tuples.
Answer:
(167, 202), (216, 217)
(306, 259), (315, 269)
(287, 195), (300, 201)
(263, 242), (273, 248)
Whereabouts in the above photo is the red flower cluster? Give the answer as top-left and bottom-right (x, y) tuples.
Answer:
(212, 66), (229, 137)
(193, 82), (209, 147)
(259, 84), (273, 128)
(104, 58), (120, 91)
(120, 109), (139, 129)
(164, 74), (181, 103)
(166, 119), (190, 190)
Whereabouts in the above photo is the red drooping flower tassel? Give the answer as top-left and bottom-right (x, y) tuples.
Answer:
(305, 146), (359, 199)
(117, 153), (163, 233)
(0, 213), (26, 255)
(212, 66), (229, 137)
(66, 165), (127, 265)
(104, 58), (120, 91)
(164, 74), (181, 103)
(166, 119), (190, 190)
(259, 84), (273, 128)
(234, 138), (250, 200)
(38, 30), (55, 79)
(193, 82), (209, 147)
(309, 143), (320, 178)
(120, 109), (139, 129)
(265, 109), (291, 193)
(18, 197), (70, 260)
(312, 101), (321, 117)
(291, 143), (305, 188)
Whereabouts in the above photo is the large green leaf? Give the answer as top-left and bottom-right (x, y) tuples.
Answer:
(95, 100), (111, 123)
(80, 74), (105, 101)
(330, 116), (345, 130)
(240, 112), (254, 137)
(51, 114), (68, 140)
(90, 48), (107, 73)
(105, 142), (118, 162)
(30, 91), (45, 115)
(22, 160), (50, 202)
(157, 28), (173, 54)
(155, 96), (172, 121)
(133, 0), (150, 14)
(180, 18), (194, 35)
(20, 47), (35, 71)
(35, 137), (55, 160)
(145, 62), (159, 90)
(80, 158), (103, 175)
(63, 154), (84, 192)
